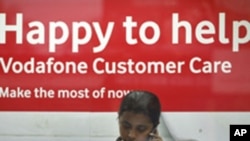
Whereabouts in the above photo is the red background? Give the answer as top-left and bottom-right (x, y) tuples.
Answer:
(0, 0), (249, 111)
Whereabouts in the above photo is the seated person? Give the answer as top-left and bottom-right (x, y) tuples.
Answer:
(116, 90), (163, 141)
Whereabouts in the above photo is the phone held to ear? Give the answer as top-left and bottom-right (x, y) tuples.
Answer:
(147, 128), (157, 141)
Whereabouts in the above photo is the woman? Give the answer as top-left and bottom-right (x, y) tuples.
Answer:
(117, 90), (163, 141)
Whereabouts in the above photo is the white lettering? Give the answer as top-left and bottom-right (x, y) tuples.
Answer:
(219, 13), (229, 44)
(92, 57), (184, 74)
(72, 22), (92, 52)
(123, 16), (138, 44)
(172, 13), (192, 44)
(139, 21), (160, 44)
(49, 21), (69, 52)
(0, 57), (88, 74)
(26, 21), (45, 44)
(93, 22), (114, 53)
(234, 129), (247, 136)
(0, 13), (23, 44)
(0, 87), (31, 98)
(189, 57), (232, 74)
(196, 21), (215, 44)
(233, 20), (250, 52)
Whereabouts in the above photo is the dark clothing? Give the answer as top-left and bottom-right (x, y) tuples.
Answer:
(116, 137), (123, 141)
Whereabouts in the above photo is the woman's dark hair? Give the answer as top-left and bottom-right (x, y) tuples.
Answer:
(118, 90), (161, 128)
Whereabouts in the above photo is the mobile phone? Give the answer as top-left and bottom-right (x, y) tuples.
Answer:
(147, 128), (157, 141)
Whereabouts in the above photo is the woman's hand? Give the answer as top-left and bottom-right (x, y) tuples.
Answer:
(148, 130), (163, 141)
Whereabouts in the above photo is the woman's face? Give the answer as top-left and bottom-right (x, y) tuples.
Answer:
(118, 111), (154, 141)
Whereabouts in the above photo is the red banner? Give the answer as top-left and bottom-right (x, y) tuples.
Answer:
(0, 0), (250, 111)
